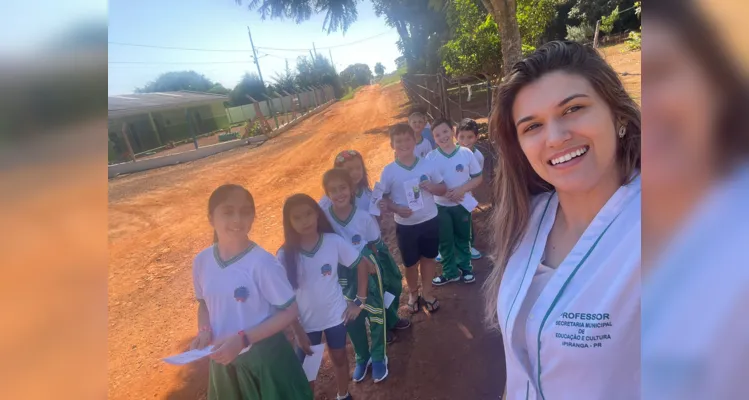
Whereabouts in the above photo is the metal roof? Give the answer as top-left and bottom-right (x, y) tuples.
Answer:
(108, 91), (229, 118)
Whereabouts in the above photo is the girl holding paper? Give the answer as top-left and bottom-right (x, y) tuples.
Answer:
(190, 184), (312, 400)
(278, 193), (377, 397)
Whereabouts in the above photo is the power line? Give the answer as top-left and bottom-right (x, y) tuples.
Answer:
(108, 31), (392, 54)
(108, 60), (254, 65)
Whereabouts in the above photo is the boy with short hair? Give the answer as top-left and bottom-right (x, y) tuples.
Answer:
(408, 112), (436, 150)
(455, 118), (484, 260)
(426, 118), (483, 285)
(379, 123), (446, 314)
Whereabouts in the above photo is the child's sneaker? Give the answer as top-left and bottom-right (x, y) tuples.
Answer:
(432, 275), (460, 286)
(435, 253), (443, 263)
(372, 359), (389, 383)
(470, 247), (482, 260)
(336, 393), (353, 400)
(393, 318), (411, 330)
(462, 272), (476, 284)
(352, 359), (371, 382)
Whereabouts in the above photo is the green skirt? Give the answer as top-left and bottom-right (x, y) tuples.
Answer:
(208, 332), (312, 400)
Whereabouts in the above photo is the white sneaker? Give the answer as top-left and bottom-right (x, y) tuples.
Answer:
(470, 247), (482, 260)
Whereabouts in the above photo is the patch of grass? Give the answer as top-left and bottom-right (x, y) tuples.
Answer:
(379, 66), (407, 87)
(340, 86), (362, 101)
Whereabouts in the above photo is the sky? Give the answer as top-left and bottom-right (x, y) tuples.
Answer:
(108, 0), (402, 95)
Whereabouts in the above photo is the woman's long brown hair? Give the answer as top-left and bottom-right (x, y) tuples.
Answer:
(482, 41), (641, 329)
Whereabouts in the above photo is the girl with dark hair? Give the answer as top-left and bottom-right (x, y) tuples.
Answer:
(190, 184), (312, 400)
(277, 193), (376, 400)
(320, 150), (375, 213)
(483, 41), (641, 400)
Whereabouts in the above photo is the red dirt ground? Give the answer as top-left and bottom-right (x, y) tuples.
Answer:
(108, 84), (505, 399)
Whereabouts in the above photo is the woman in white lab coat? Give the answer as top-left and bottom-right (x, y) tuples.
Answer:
(483, 41), (641, 400)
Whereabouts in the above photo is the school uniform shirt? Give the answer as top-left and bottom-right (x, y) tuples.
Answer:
(426, 145), (482, 207)
(323, 205), (381, 252)
(643, 165), (749, 400)
(414, 137), (433, 159)
(193, 243), (296, 343)
(472, 147), (485, 169)
(421, 126), (436, 149)
(319, 188), (372, 215)
(276, 233), (362, 333)
(497, 175), (641, 400)
(380, 157), (444, 226)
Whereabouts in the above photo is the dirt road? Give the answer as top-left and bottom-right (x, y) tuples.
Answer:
(108, 84), (505, 399)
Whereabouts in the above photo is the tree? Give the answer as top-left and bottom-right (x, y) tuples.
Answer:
(295, 53), (344, 97)
(372, 0), (449, 74)
(600, 5), (619, 34)
(340, 63), (374, 88)
(565, 21), (594, 42)
(439, 0), (555, 78)
(480, 0), (523, 77)
(439, 0), (502, 77)
(136, 71), (214, 93)
(230, 73), (267, 106)
(207, 83), (231, 95)
(234, 0), (360, 33)
(272, 60), (298, 93)
(374, 62), (386, 78)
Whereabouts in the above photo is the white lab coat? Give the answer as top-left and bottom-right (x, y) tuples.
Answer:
(497, 176), (641, 400)
(643, 165), (749, 400)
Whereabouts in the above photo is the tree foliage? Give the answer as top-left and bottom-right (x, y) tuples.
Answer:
(340, 63), (374, 88)
(374, 62), (386, 77)
(439, 0), (554, 78)
(372, 0), (448, 74)
(600, 5), (619, 34)
(207, 83), (231, 95)
(136, 71), (214, 93)
(230, 73), (267, 106)
(272, 60), (298, 94)
(234, 0), (360, 33)
(439, 0), (502, 77)
(565, 21), (594, 42)
(295, 53), (344, 97)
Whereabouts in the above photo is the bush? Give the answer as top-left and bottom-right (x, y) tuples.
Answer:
(565, 22), (594, 43)
(625, 31), (641, 51)
(218, 132), (238, 142)
(241, 120), (271, 139)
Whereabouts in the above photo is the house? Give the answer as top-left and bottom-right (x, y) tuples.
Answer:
(108, 91), (230, 161)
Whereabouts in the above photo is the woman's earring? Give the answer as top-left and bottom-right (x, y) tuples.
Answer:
(618, 125), (626, 139)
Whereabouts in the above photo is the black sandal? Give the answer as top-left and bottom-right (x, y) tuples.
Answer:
(422, 296), (440, 313)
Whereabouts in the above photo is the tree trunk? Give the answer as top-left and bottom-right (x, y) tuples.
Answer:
(483, 0), (523, 78)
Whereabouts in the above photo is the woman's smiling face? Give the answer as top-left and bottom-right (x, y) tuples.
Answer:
(513, 71), (620, 194)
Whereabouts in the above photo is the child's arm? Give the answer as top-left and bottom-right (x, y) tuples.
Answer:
(291, 318), (313, 355)
(190, 299), (212, 350)
(455, 174), (483, 195)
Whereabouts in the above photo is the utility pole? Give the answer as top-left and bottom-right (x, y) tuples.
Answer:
(312, 42), (317, 56)
(329, 48), (336, 73)
(247, 26), (265, 86)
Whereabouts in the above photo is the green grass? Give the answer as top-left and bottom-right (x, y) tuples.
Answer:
(340, 86), (362, 101)
(378, 66), (407, 87)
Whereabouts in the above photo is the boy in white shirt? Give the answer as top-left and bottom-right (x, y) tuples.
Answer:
(379, 123), (447, 314)
(426, 118), (483, 286)
(455, 118), (484, 260)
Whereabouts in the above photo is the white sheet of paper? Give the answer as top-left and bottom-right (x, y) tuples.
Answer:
(383, 291), (396, 308)
(460, 193), (479, 213)
(369, 182), (385, 216)
(403, 179), (424, 211)
(163, 348), (214, 365)
(302, 344), (326, 381)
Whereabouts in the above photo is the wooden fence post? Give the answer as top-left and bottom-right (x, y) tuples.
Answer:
(246, 95), (272, 131)
(262, 93), (279, 129)
(593, 20), (601, 48)
(184, 109), (199, 150)
(120, 122), (136, 162)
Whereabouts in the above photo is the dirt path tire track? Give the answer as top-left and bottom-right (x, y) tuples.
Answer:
(108, 84), (504, 400)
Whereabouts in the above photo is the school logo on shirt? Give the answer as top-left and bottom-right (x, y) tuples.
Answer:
(233, 286), (249, 302)
(321, 264), (332, 276)
(455, 164), (465, 172)
(419, 174), (429, 182)
(351, 234), (362, 246)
